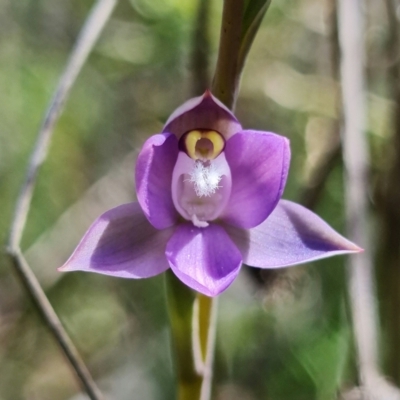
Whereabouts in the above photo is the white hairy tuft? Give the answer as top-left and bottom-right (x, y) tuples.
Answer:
(188, 161), (222, 197)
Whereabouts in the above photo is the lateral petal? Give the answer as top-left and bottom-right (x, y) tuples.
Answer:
(222, 130), (290, 229)
(60, 203), (173, 278)
(135, 133), (179, 229)
(225, 200), (362, 268)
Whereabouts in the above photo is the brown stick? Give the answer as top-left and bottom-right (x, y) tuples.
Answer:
(337, 0), (400, 397)
(7, 0), (118, 398)
(376, 0), (400, 385)
(9, 0), (117, 250)
(337, 0), (378, 382)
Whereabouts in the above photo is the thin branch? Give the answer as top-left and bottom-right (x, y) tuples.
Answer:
(337, 0), (400, 397)
(338, 0), (376, 377)
(9, 0), (117, 250)
(7, 0), (118, 398)
(337, 0), (376, 375)
(9, 249), (105, 400)
(375, 0), (400, 385)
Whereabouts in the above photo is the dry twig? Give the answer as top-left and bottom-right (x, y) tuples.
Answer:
(337, 0), (400, 397)
(7, 0), (118, 398)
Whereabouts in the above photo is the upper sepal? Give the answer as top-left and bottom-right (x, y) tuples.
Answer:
(163, 91), (242, 140)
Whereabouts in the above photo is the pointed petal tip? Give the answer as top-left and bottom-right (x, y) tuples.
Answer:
(337, 235), (364, 254)
(349, 243), (364, 253)
(57, 261), (72, 272)
(58, 262), (74, 272)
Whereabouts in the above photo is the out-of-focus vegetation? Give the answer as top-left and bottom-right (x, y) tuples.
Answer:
(0, 0), (397, 399)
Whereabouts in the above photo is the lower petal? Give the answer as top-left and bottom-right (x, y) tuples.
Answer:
(165, 223), (242, 296)
(60, 202), (173, 278)
(225, 200), (362, 268)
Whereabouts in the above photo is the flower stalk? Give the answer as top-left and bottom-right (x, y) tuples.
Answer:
(166, 273), (218, 400)
(168, 1), (246, 398)
(183, 1), (267, 397)
(166, 272), (202, 400)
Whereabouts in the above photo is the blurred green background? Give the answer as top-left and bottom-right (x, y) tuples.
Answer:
(0, 0), (397, 399)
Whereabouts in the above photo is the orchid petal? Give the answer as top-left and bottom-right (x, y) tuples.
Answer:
(59, 203), (173, 278)
(166, 223), (242, 296)
(135, 133), (179, 229)
(222, 130), (290, 229)
(225, 200), (362, 268)
(163, 91), (242, 140)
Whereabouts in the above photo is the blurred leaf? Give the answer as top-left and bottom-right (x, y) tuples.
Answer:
(294, 327), (350, 400)
(238, 0), (272, 72)
(241, 0), (271, 40)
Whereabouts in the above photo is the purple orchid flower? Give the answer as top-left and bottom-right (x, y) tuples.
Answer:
(60, 91), (361, 296)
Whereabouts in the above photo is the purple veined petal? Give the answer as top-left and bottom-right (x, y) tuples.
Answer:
(224, 200), (362, 269)
(163, 91), (242, 140)
(59, 202), (174, 278)
(166, 223), (242, 296)
(135, 133), (179, 229)
(221, 130), (291, 229)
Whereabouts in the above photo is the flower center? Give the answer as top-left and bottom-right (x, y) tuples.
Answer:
(181, 130), (225, 161)
(172, 130), (231, 228)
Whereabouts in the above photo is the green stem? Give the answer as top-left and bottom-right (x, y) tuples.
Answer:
(198, 294), (213, 361)
(167, 1), (269, 399)
(196, 294), (218, 400)
(166, 273), (218, 400)
(191, 0), (211, 95)
(166, 271), (202, 400)
(212, 0), (245, 109)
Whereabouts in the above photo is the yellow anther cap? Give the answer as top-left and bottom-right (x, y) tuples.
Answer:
(183, 130), (225, 160)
